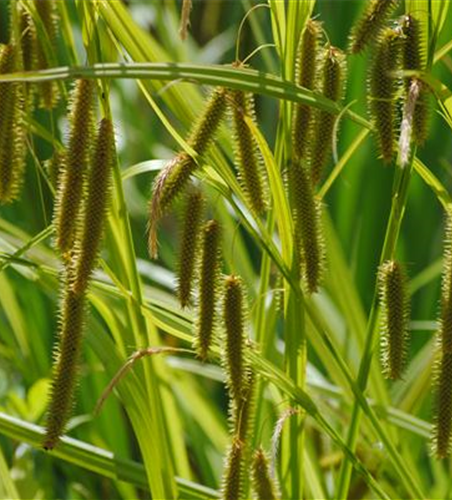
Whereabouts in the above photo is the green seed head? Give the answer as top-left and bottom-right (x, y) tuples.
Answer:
(432, 350), (452, 459)
(310, 46), (346, 185)
(194, 220), (222, 361)
(148, 153), (197, 258)
(401, 15), (430, 146)
(349, 0), (400, 54)
(378, 260), (410, 380)
(43, 281), (86, 450)
(177, 187), (205, 308)
(72, 118), (115, 295)
(292, 19), (321, 160)
(187, 86), (227, 155)
(229, 89), (267, 215)
(35, 0), (60, 109)
(45, 148), (65, 190)
(223, 275), (250, 404)
(53, 79), (96, 254)
(289, 160), (325, 294)
(431, 213), (452, 458)
(369, 27), (403, 163)
(221, 437), (244, 500)
(252, 448), (280, 500)
(0, 44), (27, 205)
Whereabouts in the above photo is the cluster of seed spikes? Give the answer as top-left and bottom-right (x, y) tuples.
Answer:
(363, 10), (430, 163)
(378, 260), (410, 380)
(432, 212), (452, 459)
(44, 82), (116, 450)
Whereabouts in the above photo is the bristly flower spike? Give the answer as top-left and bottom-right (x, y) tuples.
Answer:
(187, 86), (227, 156)
(432, 212), (452, 458)
(177, 187), (205, 308)
(43, 280), (86, 450)
(289, 160), (325, 294)
(194, 220), (222, 361)
(221, 437), (244, 500)
(292, 19), (321, 161)
(34, 0), (60, 109)
(72, 118), (115, 295)
(349, 0), (401, 54)
(252, 448), (281, 500)
(401, 14), (430, 146)
(0, 44), (27, 205)
(53, 79), (96, 255)
(368, 27), (403, 164)
(378, 260), (410, 380)
(309, 46), (346, 185)
(229, 88), (267, 215)
(223, 275), (250, 404)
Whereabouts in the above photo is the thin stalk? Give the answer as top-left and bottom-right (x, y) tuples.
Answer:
(335, 149), (416, 499)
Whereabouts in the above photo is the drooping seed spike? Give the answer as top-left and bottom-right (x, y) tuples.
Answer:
(432, 351), (452, 459)
(229, 89), (267, 215)
(72, 118), (115, 295)
(252, 448), (280, 500)
(194, 220), (222, 361)
(53, 79), (96, 254)
(401, 14), (430, 146)
(223, 275), (250, 404)
(43, 281), (86, 450)
(369, 27), (403, 163)
(289, 160), (324, 294)
(378, 260), (410, 380)
(34, 0), (60, 109)
(432, 212), (452, 458)
(187, 86), (227, 155)
(292, 19), (321, 160)
(221, 437), (244, 500)
(349, 0), (400, 54)
(45, 148), (65, 190)
(18, 1), (38, 109)
(309, 46), (346, 185)
(177, 187), (205, 308)
(147, 153), (197, 259)
(0, 44), (27, 205)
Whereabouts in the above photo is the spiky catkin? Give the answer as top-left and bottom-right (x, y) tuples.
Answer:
(177, 188), (205, 308)
(18, 1), (38, 109)
(148, 153), (197, 258)
(289, 160), (324, 294)
(252, 448), (280, 500)
(45, 148), (65, 189)
(0, 44), (27, 205)
(369, 28), (402, 164)
(34, 0), (60, 109)
(194, 220), (221, 361)
(43, 280), (86, 450)
(349, 0), (400, 54)
(378, 260), (410, 380)
(53, 79), (95, 254)
(432, 213), (452, 458)
(309, 46), (346, 185)
(221, 373), (255, 500)
(401, 14), (429, 146)
(229, 89), (267, 215)
(221, 437), (244, 500)
(292, 19), (321, 160)
(223, 275), (250, 404)
(72, 118), (115, 295)
(187, 86), (227, 155)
